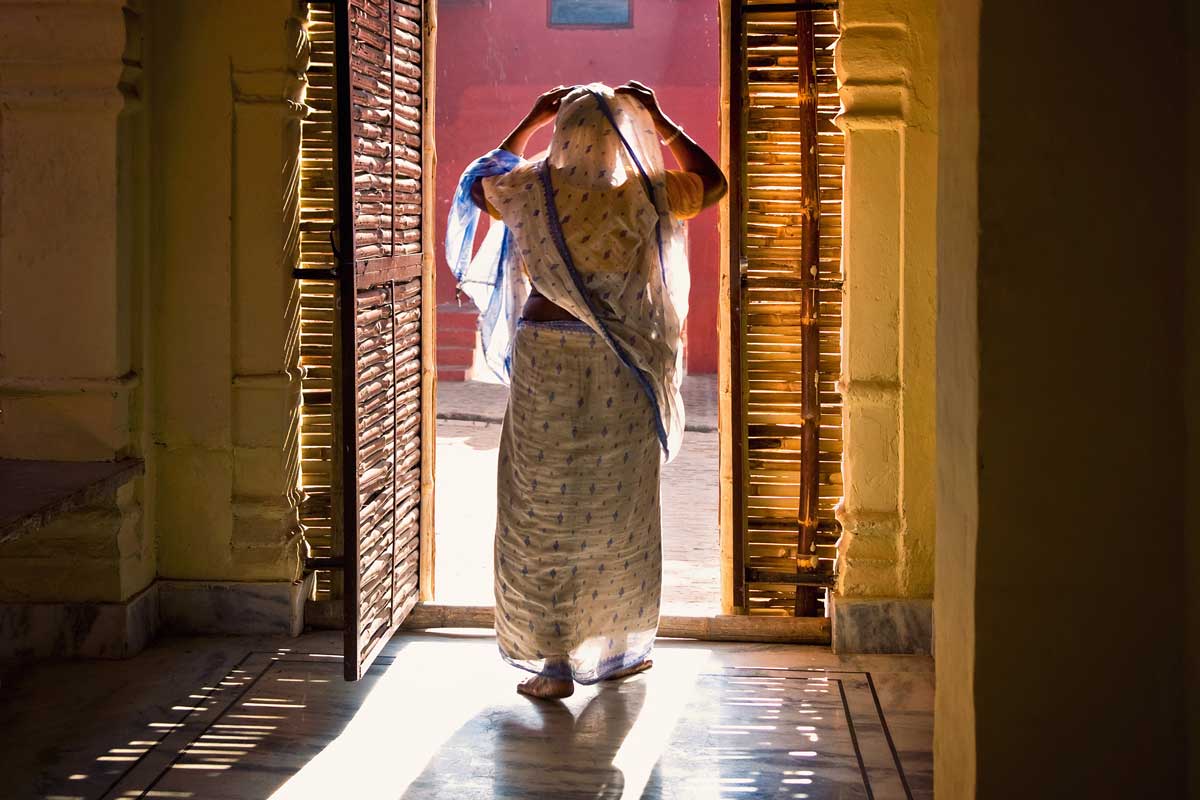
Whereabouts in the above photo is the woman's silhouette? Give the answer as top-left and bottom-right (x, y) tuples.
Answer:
(446, 81), (726, 699)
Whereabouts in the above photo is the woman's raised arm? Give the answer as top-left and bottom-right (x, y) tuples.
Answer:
(615, 80), (728, 209)
(469, 86), (574, 213)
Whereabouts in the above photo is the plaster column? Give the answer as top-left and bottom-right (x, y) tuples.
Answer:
(830, 0), (937, 653)
(151, 0), (308, 635)
(227, 12), (308, 582)
(0, 0), (157, 660)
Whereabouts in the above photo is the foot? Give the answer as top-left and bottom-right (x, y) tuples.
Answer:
(517, 674), (575, 700)
(603, 659), (653, 681)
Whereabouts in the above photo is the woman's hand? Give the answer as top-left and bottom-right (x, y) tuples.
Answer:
(528, 85), (574, 128)
(615, 80), (664, 123)
(498, 86), (574, 157)
(619, 80), (728, 209)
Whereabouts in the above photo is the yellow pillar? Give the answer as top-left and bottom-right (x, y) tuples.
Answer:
(934, 0), (979, 789)
(0, 0), (153, 604)
(831, 0), (938, 651)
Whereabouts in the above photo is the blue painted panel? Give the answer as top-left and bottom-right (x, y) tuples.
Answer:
(550, 0), (631, 26)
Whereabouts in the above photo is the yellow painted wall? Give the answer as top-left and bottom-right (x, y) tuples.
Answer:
(0, 0), (154, 603)
(148, 0), (304, 584)
(936, 0), (1195, 795)
(0, 0), (306, 601)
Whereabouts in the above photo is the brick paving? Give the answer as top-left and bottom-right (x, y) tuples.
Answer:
(434, 378), (720, 615)
(437, 375), (718, 431)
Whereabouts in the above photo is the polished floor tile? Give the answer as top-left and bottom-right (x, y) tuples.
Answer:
(4, 632), (931, 800)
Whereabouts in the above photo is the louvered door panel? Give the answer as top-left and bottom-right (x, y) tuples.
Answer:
(733, 1), (844, 617)
(336, 0), (425, 681)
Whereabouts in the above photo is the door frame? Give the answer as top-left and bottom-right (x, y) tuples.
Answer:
(717, 0), (739, 616)
(417, 0), (439, 603)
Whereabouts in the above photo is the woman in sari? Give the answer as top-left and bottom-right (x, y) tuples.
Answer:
(446, 82), (726, 699)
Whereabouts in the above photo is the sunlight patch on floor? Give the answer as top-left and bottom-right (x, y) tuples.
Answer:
(267, 642), (505, 799)
(266, 641), (714, 800)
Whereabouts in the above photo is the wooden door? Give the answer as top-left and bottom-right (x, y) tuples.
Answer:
(730, 0), (844, 617)
(334, 0), (428, 680)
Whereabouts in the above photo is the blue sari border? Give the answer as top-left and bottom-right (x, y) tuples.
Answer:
(536, 158), (672, 456)
(444, 147), (525, 383)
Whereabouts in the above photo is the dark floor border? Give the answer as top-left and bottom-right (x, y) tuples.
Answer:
(726, 665), (916, 800)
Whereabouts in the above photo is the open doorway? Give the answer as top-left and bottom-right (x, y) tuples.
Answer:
(298, 0), (843, 674)
(430, 0), (724, 617)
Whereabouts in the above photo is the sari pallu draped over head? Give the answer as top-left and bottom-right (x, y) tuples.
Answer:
(445, 83), (691, 461)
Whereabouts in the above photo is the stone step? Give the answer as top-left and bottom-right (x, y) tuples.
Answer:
(437, 303), (479, 329)
(437, 366), (469, 382)
(438, 345), (474, 368)
(437, 327), (477, 349)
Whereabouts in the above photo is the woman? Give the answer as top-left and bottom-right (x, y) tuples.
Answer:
(446, 82), (726, 699)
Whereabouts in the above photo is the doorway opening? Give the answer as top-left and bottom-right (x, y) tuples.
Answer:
(296, 0), (845, 676)
(430, 0), (725, 617)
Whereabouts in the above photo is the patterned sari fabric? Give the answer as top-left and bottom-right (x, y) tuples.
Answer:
(446, 84), (698, 681)
(495, 319), (662, 682)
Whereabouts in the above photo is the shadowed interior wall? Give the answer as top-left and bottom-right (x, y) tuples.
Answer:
(936, 0), (1193, 796)
(0, 0), (153, 606)
(148, 0), (305, 585)
(1188, 1), (1199, 793)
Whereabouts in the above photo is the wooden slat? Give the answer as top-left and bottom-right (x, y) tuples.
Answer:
(729, 0), (749, 613)
(791, 8), (820, 616)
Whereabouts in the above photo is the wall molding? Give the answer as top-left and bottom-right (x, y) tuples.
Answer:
(232, 371), (296, 389)
(0, 371), (140, 397)
(838, 377), (901, 406)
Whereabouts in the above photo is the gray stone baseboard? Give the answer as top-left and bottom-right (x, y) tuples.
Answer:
(158, 576), (314, 637)
(830, 596), (933, 655)
(0, 576), (315, 668)
(0, 581), (160, 665)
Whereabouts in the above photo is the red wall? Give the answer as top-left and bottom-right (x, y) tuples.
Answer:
(434, 0), (721, 373)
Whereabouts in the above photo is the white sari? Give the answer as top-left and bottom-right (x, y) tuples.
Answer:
(448, 84), (696, 682)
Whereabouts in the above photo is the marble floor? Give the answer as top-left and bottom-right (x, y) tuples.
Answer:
(1, 631), (932, 800)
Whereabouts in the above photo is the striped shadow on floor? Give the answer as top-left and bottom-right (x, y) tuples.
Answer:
(96, 647), (914, 799)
